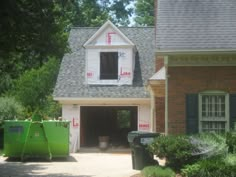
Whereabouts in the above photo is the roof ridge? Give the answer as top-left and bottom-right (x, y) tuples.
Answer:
(71, 26), (154, 29)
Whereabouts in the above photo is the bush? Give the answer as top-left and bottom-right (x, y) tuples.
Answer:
(148, 135), (195, 170)
(0, 97), (24, 124)
(181, 154), (236, 177)
(141, 166), (175, 177)
(226, 132), (236, 153)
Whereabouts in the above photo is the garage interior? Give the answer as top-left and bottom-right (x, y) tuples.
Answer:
(80, 106), (137, 147)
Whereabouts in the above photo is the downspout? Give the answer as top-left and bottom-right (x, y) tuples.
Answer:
(146, 84), (156, 132)
(150, 86), (156, 132)
(164, 56), (168, 135)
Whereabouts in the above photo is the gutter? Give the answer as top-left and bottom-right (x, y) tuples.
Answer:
(164, 56), (168, 135)
(156, 49), (236, 56)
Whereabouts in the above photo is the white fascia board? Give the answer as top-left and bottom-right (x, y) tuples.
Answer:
(53, 97), (150, 105)
(83, 20), (135, 47)
(156, 49), (236, 55)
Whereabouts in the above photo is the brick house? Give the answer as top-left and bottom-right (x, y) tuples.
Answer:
(53, 21), (155, 152)
(150, 0), (236, 135)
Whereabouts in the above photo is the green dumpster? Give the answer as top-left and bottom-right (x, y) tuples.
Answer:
(3, 114), (70, 161)
(128, 131), (159, 170)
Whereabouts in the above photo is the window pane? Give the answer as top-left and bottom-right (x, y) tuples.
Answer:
(200, 93), (227, 133)
(100, 52), (118, 79)
(202, 121), (225, 133)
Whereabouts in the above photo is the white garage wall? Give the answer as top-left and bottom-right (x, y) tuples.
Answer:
(62, 105), (80, 152)
(138, 105), (151, 132)
(62, 103), (151, 151)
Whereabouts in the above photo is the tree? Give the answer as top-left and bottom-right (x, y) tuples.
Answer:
(0, 97), (24, 123)
(71, 0), (134, 27)
(0, 0), (72, 94)
(9, 58), (59, 112)
(0, 0), (134, 95)
(134, 0), (155, 26)
(104, 0), (134, 26)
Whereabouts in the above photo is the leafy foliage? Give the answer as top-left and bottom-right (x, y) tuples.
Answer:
(148, 135), (195, 170)
(106, 0), (134, 26)
(0, 97), (24, 123)
(141, 166), (175, 177)
(226, 132), (236, 153)
(0, 0), (134, 95)
(9, 58), (60, 113)
(0, 0), (71, 94)
(41, 95), (61, 119)
(134, 0), (155, 26)
(181, 154), (236, 177)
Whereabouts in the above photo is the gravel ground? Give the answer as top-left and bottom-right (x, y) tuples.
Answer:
(0, 153), (140, 177)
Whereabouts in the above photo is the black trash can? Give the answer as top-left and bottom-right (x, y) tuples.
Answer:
(128, 131), (159, 170)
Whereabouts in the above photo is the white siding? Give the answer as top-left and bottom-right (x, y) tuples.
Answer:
(138, 105), (151, 132)
(62, 105), (80, 152)
(86, 48), (134, 85)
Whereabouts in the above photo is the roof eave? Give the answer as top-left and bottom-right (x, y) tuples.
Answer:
(155, 49), (236, 56)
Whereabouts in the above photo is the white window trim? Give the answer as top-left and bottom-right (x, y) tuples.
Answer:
(99, 51), (119, 81)
(85, 47), (134, 86)
(198, 91), (229, 132)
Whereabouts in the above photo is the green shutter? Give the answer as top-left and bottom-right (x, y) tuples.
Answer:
(186, 94), (198, 134)
(230, 94), (236, 130)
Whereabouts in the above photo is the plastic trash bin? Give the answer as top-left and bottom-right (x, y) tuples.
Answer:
(128, 131), (159, 170)
(3, 114), (70, 161)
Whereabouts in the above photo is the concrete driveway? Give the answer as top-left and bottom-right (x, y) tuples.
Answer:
(0, 152), (140, 177)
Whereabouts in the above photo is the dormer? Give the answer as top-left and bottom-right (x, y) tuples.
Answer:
(83, 20), (136, 85)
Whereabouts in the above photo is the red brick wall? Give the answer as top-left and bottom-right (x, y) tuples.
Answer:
(155, 97), (165, 132)
(156, 56), (164, 72)
(168, 66), (236, 134)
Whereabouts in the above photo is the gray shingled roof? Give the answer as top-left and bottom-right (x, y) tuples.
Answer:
(53, 27), (155, 98)
(156, 0), (236, 51)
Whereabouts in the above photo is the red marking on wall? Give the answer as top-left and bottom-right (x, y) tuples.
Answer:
(106, 32), (116, 45)
(120, 67), (131, 77)
(72, 117), (79, 128)
(139, 124), (150, 129)
(87, 72), (94, 78)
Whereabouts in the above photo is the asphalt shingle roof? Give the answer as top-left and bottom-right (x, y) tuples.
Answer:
(156, 0), (236, 51)
(53, 27), (155, 98)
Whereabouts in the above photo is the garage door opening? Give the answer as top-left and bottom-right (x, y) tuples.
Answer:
(80, 106), (137, 147)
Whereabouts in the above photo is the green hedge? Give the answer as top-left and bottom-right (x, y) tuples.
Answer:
(148, 135), (195, 170)
(141, 166), (175, 177)
(181, 154), (236, 177)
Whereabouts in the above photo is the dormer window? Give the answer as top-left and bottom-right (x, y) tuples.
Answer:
(100, 52), (118, 80)
(83, 20), (135, 85)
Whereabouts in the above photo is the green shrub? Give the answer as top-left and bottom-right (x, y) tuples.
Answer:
(0, 97), (24, 124)
(181, 154), (236, 177)
(226, 132), (236, 153)
(141, 166), (175, 177)
(181, 163), (201, 177)
(224, 153), (236, 166)
(148, 135), (195, 170)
